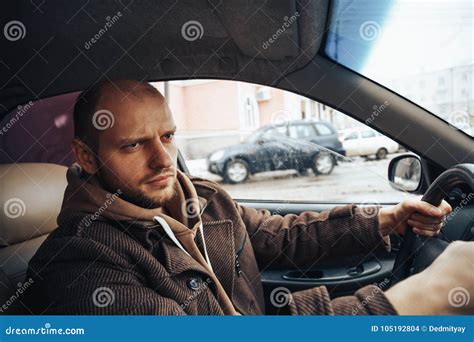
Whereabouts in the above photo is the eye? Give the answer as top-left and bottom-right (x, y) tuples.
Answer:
(162, 133), (174, 142)
(122, 142), (141, 150)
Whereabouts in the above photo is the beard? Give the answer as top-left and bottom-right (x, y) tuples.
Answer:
(96, 167), (178, 209)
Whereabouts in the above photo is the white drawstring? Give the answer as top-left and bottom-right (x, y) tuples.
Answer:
(153, 216), (190, 257)
(153, 216), (213, 271)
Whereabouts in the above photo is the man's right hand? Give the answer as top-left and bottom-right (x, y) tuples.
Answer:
(385, 241), (473, 315)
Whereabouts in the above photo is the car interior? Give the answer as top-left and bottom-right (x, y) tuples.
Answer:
(0, 0), (473, 314)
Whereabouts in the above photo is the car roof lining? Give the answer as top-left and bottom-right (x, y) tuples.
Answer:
(0, 0), (329, 118)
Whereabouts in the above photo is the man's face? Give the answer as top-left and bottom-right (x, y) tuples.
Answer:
(92, 89), (178, 208)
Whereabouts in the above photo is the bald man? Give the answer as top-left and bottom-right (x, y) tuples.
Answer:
(22, 79), (472, 315)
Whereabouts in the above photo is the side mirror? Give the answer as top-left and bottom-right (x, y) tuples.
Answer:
(388, 154), (423, 192)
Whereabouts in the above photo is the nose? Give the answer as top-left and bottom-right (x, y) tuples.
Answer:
(148, 137), (173, 171)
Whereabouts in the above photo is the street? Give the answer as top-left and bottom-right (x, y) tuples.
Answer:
(185, 153), (416, 204)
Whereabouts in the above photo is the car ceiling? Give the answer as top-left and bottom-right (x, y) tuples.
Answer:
(0, 0), (329, 119)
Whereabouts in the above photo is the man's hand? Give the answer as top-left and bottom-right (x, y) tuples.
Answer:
(385, 241), (474, 315)
(378, 198), (452, 237)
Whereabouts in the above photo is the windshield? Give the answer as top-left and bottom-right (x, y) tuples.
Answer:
(324, 0), (473, 137)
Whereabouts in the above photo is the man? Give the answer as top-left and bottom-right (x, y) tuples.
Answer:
(23, 80), (471, 315)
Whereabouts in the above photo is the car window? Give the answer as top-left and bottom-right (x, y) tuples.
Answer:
(0, 80), (417, 204)
(361, 131), (376, 138)
(289, 124), (316, 139)
(262, 126), (287, 140)
(324, 0), (473, 137)
(344, 132), (358, 140)
(315, 123), (333, 136)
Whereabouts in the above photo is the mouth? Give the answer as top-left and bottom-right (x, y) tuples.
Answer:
(145, 174), (173, 188)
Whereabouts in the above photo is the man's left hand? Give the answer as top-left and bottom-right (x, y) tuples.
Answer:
(378, 198), (452, 237)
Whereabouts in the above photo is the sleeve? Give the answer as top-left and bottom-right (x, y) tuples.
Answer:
(278, 284), (398, 315)
(23, 236), (187, 315)
(237, 203), (388, 269)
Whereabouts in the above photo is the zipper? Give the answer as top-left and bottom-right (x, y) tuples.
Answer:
(235, 233), (247, 277)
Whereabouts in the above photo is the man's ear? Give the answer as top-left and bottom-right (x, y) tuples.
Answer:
(71, 138), (98, 174)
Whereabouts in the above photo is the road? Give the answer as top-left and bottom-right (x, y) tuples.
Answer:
(186, 154), (416, 204)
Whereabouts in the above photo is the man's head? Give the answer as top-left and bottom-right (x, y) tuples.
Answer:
(72, 79), (178, 208)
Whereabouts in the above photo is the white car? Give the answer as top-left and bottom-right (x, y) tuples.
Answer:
(341, 129), (399, 159)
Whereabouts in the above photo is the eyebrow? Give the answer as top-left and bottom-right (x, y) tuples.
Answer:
(117, 126), (177, 145)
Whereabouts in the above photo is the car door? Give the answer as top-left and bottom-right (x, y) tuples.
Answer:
(257, 126), (292, 171)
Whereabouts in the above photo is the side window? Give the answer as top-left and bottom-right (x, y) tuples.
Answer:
(315, 123), (333, 136)
(166, 80), (416, 203)
(288, 124), (316, 139)
(344, 131), (358, 140)
(361, 130), (376, 138)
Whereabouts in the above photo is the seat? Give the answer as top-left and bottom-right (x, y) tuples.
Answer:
(0, 163), (67, 313)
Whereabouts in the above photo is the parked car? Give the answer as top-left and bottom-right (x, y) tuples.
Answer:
(341, 129), (399, 159)
(208, 121), (344, 183)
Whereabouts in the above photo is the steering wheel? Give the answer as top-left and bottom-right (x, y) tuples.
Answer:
(390, 163), (474, 285)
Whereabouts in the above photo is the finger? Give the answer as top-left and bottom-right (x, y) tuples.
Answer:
(413, 227), (441, 237)
(408, 219), (443, 231)
(409, 213), (444, 225)
(405, 200), (445, 218)
(438, 200), (452, 215)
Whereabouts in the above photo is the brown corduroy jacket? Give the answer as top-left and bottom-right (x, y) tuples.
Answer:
(24, 177), (397, 315)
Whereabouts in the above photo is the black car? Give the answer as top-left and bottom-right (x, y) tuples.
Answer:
(208, 121), (346, 184)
